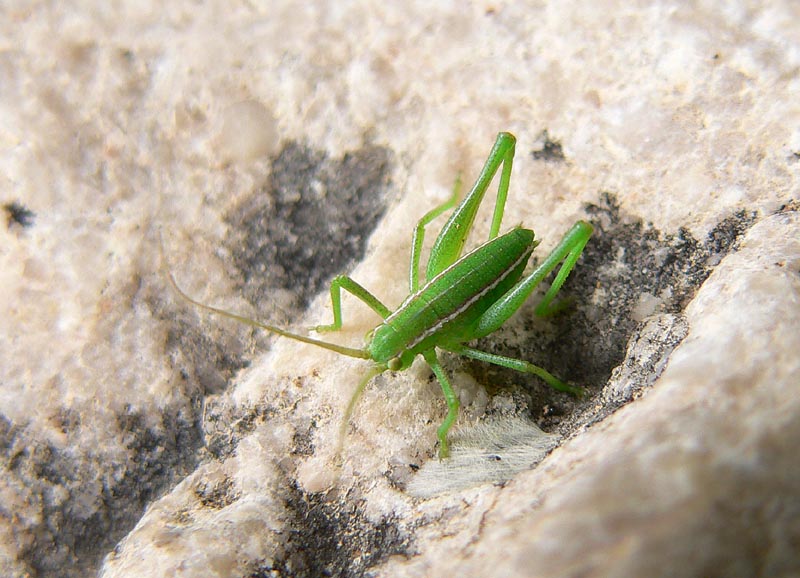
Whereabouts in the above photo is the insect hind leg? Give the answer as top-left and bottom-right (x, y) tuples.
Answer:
(471, 220), (593, 339)
(425, 133), (517, 281)
(448, 345), (583, 397)
(534, 221), (594, 317)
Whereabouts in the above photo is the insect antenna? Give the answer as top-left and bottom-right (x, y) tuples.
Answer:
(160, 235), (371, 360)
(334, 364), (386, 459)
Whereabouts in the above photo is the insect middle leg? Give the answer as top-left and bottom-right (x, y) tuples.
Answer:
(313, 275), (392, 332)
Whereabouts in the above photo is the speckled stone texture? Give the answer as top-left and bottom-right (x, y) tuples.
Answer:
(1, 2), (798, 577)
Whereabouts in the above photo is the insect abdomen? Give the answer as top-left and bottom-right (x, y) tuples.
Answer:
(369, 228), (536, 363)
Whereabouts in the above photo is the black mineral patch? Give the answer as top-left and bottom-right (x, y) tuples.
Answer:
(226, 141), (393, 311)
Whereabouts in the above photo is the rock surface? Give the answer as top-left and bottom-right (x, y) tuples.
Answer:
(1, 2), (798, 577)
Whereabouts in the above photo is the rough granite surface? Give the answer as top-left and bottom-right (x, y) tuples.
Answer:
(1, 2), (798, 577)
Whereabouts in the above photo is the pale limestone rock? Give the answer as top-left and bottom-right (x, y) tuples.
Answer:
(1, 2), (797, 577)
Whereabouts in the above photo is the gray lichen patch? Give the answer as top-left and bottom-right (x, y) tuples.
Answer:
(147, 291), (251, 396)
(261, 484), (410, 578)
(200, 395), (281, 462)
(2, 407), (202, 578)
(226, 141), (393, 311)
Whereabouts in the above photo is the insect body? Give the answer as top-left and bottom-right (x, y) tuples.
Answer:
(167, 132), (593, 458)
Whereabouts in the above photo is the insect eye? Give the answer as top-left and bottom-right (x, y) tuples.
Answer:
(388, 357), (402, 371)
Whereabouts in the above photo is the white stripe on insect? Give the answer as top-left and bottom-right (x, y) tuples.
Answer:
(401, 241), (534, 351)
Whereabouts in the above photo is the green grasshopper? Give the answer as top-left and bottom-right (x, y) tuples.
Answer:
(167, 132), (593, 458)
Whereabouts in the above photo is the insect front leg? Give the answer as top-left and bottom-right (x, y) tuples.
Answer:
(422, 350), (460, 458)
(313, 275), (392, 332)
(471, 220), (593, 339)
(425, 132), (517, 280)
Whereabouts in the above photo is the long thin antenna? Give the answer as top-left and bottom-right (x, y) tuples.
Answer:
(335, 364), (385, 459)
(160, 233), (371, 360)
